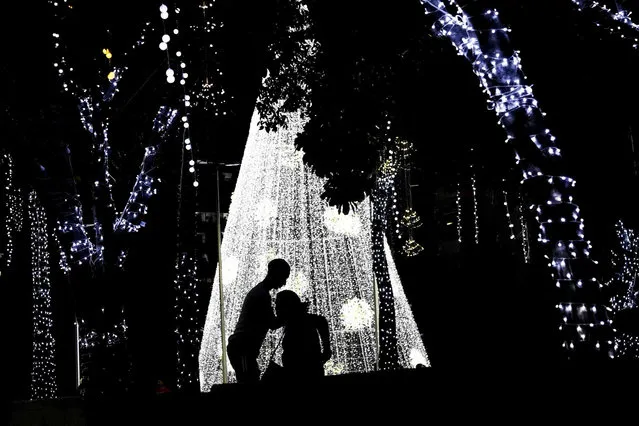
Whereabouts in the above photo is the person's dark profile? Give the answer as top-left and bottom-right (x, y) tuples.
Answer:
(275, 290), (332, 380)
(226, 258), (290, 383)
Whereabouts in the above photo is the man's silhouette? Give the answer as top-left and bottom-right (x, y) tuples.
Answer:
(227, 258), (290, 383)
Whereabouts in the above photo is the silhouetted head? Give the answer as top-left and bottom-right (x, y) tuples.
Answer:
(275, 290), (307, 322)
(265, 258), (290, 289)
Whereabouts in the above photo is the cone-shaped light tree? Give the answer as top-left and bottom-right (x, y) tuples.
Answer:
(199, 109), (429, 389)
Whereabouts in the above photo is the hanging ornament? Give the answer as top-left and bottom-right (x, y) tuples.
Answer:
(402, 236), (424, 257)
(400, 207), (422, 229)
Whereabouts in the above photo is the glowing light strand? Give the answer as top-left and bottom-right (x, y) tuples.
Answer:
(571, 0), (639, 49)
(192, 0), (232, 115)
(502, 186), (516, 241)
(175, 253), (203, 390)
(607, 221), (638, 359)
(199, 110), (428, 388)
(113, 146), (159, 232)
(158, 4), (200, 188)
(471, 174), (479, 244)
(518, 192), (530, 263)
(3, 154), (22, 271)
(28, 191), (58, 400)
(421, 0), (614, 357)
(456, 180), (462, 243)
(113, 107), (177, 233)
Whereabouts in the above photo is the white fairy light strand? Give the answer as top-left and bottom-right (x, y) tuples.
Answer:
(456, 180), (462, 243)
(471, 174), (478, 244)
(158, 4), (200, 188)
(3, 154), (22, 271)
(502, 183), (516, 241)
(517, 192), (530, 263)
(571, 0), (639, 49)
(175, 253), (203, 390)
(421, 0), (614, 357)
(199, 109), (428, 388)
(192, 1), (231, 115)
(28, 191), (58, 400)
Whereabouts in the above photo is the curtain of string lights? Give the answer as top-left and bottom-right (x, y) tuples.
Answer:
(28, 191), (58, 400)
(199, 109), (429, 389)
(421, 0), (614, 357)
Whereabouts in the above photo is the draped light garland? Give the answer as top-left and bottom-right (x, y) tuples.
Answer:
(192, 0), (232, 115)
(158, 4), (201, 189)
(421, 0), (614, 357)
(28, 191), (58, 400)
(571, 0), (639, 49)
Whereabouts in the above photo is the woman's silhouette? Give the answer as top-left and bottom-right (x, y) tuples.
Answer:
(275, 290), (332, 380)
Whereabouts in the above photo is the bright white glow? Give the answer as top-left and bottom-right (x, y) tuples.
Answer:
(161, 12), (169, 20)
(159, 42), (168, 51)
(167, 75), (175, 84)
(162, 34), (171, 43)
(160, 4), (168, 13)
(173, 29), (179, 35)
(340, 298), (374, 331)
(166, 68), (175, 77)
(323, 206), (362, 236)
(199, 110), (429, 389)
(193, 181), (199, 187)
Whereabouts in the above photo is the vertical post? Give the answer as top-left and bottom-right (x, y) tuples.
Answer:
(370, 198), (380, 371)
(75, 318), (80, 389)
(216, 167), (228, 384)
(630, 126), (638, 177)
(373, 274), (380, 371)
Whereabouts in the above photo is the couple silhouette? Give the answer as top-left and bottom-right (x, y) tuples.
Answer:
(227, 259), (332, 383)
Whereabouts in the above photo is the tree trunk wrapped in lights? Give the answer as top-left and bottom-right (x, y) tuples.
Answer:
(199, 109), (428, 389)
(28, 190), (58, 400)
(421, 0), (614, 358)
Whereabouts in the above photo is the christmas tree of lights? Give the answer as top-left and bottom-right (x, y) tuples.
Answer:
(28, 190), (58, 400)
(199, 109), (429, 389)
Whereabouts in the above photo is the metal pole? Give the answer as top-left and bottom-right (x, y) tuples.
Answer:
(373, 274), (380, 372)
(216, 167), (228, 384)
(75, 318), (80, 389)
(370, 197), (380, 371)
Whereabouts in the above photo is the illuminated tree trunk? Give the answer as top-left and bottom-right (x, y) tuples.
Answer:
(199, 109), (428, 389)
(28, 190), (58, 400)
(421, 0), (614, 358)
(371, 192), (400, 370)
